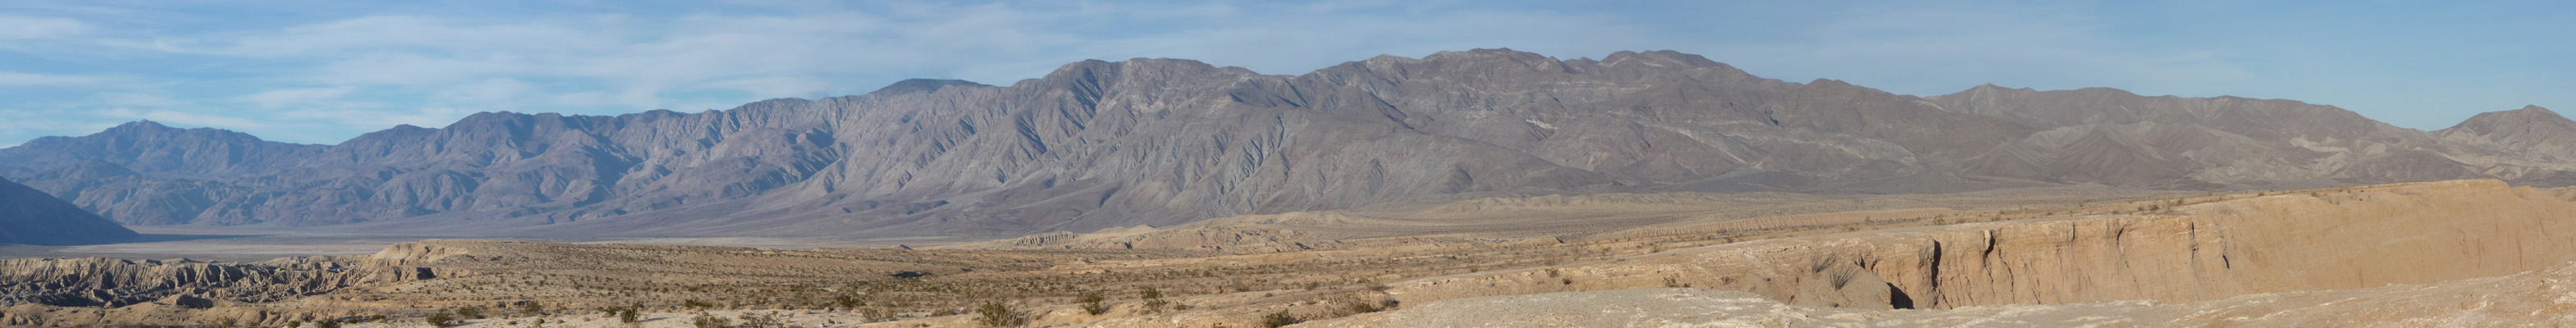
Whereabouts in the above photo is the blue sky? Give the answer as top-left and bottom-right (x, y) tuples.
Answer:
(0, 0), (2567, 146)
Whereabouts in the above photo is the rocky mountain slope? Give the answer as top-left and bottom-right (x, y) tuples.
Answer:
(0, 176), (137, 245)
(2, 49), (2570, 237)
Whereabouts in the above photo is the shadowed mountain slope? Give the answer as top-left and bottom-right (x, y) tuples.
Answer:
(0, 176), (136, 245)
(1, 49), (2569, 237)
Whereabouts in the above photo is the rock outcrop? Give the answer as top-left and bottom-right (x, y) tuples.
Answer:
(5, 49), (2576, 237)
(0, 175), (136, 245)
(1384, 180), (2576, 310)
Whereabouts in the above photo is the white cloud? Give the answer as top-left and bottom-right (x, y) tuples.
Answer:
(239, 86), (358, 108)
(432, 78), (536, 103)
(0, 71), (107, 85)
(97, 107), (273, 130)
(1688, 3), (2253, 97)
(0, 15), (86, 39)
(278, 107), (476, 130)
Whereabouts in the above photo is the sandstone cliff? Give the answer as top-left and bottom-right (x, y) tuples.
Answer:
(1382, 180), (2576, 310)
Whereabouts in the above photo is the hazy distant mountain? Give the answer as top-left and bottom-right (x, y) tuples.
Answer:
(0, 176), (136, 245)
(2, 49), (2569, 237)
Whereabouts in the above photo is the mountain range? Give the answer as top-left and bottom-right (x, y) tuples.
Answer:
(2, 48), (2570, 237)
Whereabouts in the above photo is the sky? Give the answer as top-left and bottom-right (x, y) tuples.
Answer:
(0, 0), (2568, 146)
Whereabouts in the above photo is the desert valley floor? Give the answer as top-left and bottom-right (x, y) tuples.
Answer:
(7, 179), (2576, 327)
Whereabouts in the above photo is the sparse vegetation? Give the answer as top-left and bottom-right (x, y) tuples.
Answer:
(612, 305), (643, 323)
(427, 311), (459, 327)
(1342, 298), (1392, 315)
(1142, 287), (1171, 312)
(734, 312), (788, 328)
(834, 294), (863, 309)
(977, 301), (1023, 327)
(858, 307), (895, 322)
(690, 313), (734, 328)
(1079, 290), (1110, 315)
(1262, 309), (1303, 327)
(0, 185), (2313, 327)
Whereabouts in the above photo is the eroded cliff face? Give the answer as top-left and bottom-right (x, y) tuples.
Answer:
(0, 240), (506, 311)
(1387, 180), (2576, 310)
(0, 256), (380, 308)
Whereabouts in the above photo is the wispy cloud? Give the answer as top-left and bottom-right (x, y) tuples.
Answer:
(239, 86), (357, 108)
(0, 15), (86, 39)
(1693, 2), (2254, 96)
(97, 108), (274, 130)
(0, 71), (108, 85)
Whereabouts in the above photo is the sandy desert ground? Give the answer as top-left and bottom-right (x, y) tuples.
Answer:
(7, 180), (2576, 327)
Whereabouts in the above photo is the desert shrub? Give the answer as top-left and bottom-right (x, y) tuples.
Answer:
(523, 302), (547, 316)
(313, 319), (341, 328)
(615, 306), (643, 323)
(457, 306), (487, 319)
(977, 301), (1023, 327)
(1343, 298), (1387, 315)
(691, 313), (734, 328)
(427, 311), (459, 327)
(685, 299), (716, 309)
(735, 312), (787, 328)
(859, 308), (895, 322)
(1261, 310), (1302, 328)
(834, 294), (864, 309)
(1079, 291), (1110, 315)
(1141, 287), (1171, 311)
(214, 317), (239, 328)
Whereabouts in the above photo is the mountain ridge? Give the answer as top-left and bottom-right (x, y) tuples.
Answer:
(1, 48), (2568, 237)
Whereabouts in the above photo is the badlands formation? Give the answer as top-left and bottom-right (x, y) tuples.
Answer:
(4, 179), (2576, 326)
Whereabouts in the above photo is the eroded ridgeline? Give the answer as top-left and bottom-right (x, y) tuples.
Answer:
(1389, 180), (2576, 310)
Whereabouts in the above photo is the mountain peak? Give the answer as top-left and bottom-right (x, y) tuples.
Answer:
(869, 79), (991, 96)
(2514, 104), (2557, 114)
(2441, 105), (2576, 139)
(108, 120), (174, 131)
